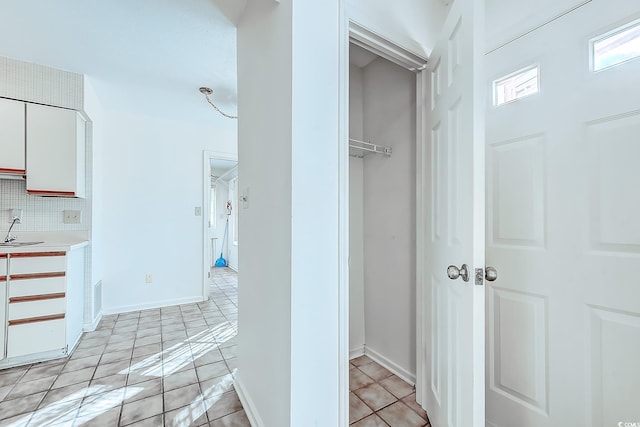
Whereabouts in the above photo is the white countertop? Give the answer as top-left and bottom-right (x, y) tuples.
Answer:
(0, 231), (89, 253)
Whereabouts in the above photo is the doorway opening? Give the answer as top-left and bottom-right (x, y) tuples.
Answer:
(347, 33), (428, 424)
(203, 151), (238, 301)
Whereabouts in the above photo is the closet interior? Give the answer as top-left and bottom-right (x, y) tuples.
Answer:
(348, 41), (418, 384)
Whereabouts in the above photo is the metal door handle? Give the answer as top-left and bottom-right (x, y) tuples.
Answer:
(447, 264), (469, 282)
(485, 266), (498, 282)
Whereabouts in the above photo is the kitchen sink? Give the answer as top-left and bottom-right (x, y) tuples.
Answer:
(0, 241), (44, 247)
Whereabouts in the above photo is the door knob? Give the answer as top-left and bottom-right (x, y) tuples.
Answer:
(485, 266), (498, 282)
(447, 264), (469, 282)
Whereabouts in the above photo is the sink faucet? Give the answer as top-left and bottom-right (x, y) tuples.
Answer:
(4, 217), (19, 243)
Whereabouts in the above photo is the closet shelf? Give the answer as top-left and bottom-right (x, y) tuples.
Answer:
(349, 138), (392, 158)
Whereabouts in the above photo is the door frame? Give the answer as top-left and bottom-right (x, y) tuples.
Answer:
(202, 150), (238, 301)
(340, 13), (429, 421)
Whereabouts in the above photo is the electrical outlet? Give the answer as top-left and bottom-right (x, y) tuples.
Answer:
(145, 273), (153, 283)
(63, 210), (82, 224)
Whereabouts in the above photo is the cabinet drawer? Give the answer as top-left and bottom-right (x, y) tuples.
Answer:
(8, 297), (66, 321)
(9, 252), (66, 275)
(7, 318), (66, 358)
(9, 276), (66, 297)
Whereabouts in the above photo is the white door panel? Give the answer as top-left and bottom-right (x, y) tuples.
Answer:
(486, 0), (640, 425)
(418, 0), (485, 425)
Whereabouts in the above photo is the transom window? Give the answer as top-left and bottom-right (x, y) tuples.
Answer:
(591, 20), (640, 72)
(493, 65), (540, 106)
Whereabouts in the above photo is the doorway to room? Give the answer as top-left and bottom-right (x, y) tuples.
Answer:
(203, 151), (238, 301)
(346, 28), (429, 424)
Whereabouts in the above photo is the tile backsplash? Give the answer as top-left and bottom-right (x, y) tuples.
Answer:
(0, 56), (83, 110)
(0, 179), (88, 232)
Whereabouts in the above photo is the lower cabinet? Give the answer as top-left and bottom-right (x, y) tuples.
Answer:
(7, 319), (66, 359)
(0, 249), (84, 366)
(0, 254), (7, 362)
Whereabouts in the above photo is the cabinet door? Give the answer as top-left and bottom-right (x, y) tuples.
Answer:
(0, 254), (6, 360)
(7, 318), (66, 358)
(26, 103), (86, 198)
(0, 98), (26, 175)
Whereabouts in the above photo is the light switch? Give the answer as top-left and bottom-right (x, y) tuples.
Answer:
(195, 206), (202, 216)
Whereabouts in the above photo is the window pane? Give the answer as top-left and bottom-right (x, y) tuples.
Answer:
(493, 65), (539, 106)
(593, 21), (640, 71)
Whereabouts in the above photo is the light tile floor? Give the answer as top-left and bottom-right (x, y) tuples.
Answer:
(349, 356), (431, 427)
(0, 267), (248, 427)
(1, 267), (430, 427)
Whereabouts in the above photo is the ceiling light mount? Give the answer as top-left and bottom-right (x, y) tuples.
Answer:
(199, 86), (237, 119)
(199, 87), (213, 95)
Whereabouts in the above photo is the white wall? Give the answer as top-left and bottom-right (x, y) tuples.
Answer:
(99, 108), (236, 313)
(237, 3), (293, 425)
(349, 64), (366, 355)
(360, 57), (417, 379)
(346, 0), (447, 57)
(237, 0), (343, 425)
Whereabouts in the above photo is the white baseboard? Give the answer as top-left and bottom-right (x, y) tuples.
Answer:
(101, 295), (204, 315)
(364, 346), (416, 386)
(234, 372), (264, 427)
(83, 311), (103, 332)
(349, 345), (365, 360)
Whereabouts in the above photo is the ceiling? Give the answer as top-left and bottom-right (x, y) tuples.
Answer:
(0, 0), (241, 122)
(0, 0), (587, 122)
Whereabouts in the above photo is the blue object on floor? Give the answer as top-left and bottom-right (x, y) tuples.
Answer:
(215, 217), (229, 268)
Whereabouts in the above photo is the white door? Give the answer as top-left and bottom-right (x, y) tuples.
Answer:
(417, 0), (486, 424)
(485, 0), (640, 426)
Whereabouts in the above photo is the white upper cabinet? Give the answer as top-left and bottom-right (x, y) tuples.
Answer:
(26, 103), (86, 198)
(0, 98), (26, 175)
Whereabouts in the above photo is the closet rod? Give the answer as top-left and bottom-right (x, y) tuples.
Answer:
(349, 138), (392, 157)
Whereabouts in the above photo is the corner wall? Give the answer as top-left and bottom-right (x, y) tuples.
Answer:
(236, 0), (343, 425)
